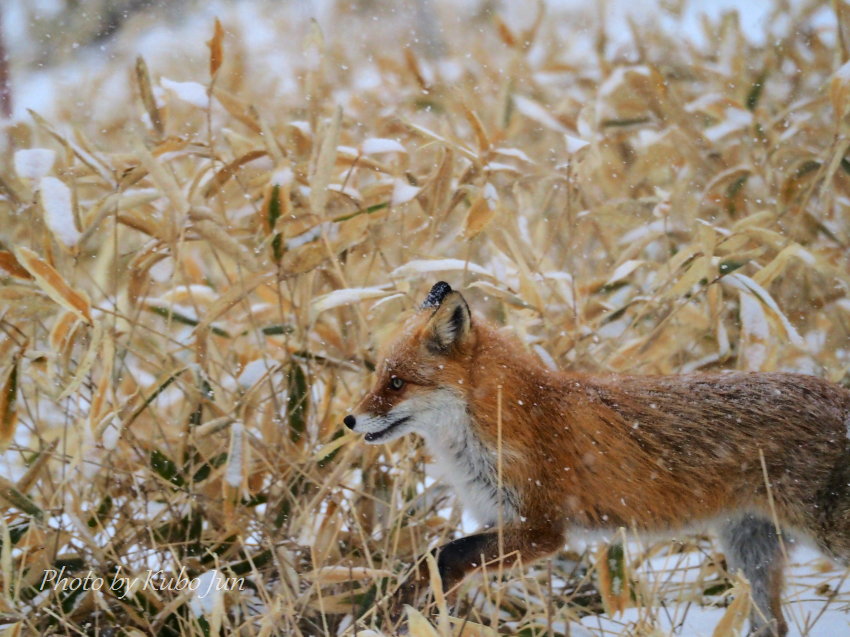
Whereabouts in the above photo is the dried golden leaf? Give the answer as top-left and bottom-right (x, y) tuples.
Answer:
(135, 141), (189, 226)
(135, 56), (164, 136)
(0, 251), (32, 280)
(403, 48), (429, 91)
(48, 310), (79, 351)
(493, 14), (517, 48)
(830, 60), (850, 124)
(203, 149), (267, 197)
(752, 244), (815, 289)
(116, 210), (171, 242)
(302, 566), (393, 583)
(90, 334), (114, 428)
(280, 240), (327, 277)
(193, 218), (258, 270)
(665, 256), (709, 299)
(462, 194), (496, 239)
(445, 617), (499, 637)
(460, 102), (490, 152)
(0, 357), (19, 452)
(207, 18), (225, 77)
(15, 246), (92, 323)
(712, 575), (751, 637)
(58, 321), (104, 400)
(195, 271), (276, 334)
(213, 88), (261, 134)
(309, 107), (342, 217)
(405, 606), (439, 637)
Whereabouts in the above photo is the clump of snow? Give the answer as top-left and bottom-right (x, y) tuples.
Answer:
(391, 179), (421, 206)
(14, 149), (56, 181)
(225, 422), (244, 488)
(101, 416), (124, 451)
(39, 177), (81, 247)
(360, 137), (406, 154)
(160, 77), (209, 109)
(312, 285), (392, 315)
(189, 569), (224, 617)
(237, 359), (273, 390)
(512, 95), (568, 133)
(565, 134), (590, 154)
(390, 258), (492, 279)
(704, 107), (754, 142)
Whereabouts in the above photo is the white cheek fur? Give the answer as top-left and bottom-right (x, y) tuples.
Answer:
(353, 388), (518, 526)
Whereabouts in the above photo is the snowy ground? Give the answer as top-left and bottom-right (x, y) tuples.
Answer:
(574, 545), (850, 637)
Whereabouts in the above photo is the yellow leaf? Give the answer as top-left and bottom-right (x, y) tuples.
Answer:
(207, 18), (225, 77)
(712, 575), (751, 637)
(203, 149), (267, 198)
(666, 256), (709, 299)
(0, 251), (31, 280)
(15, 247), (92, 323)
(0, 357), (19, 452)
(135, 56), (163, 136)
(406, 606), (440, 637)
(302, 566), (394, 583)
(463, 194), (496, 239)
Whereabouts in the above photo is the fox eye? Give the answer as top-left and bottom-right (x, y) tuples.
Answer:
(389, 377), (405, 390)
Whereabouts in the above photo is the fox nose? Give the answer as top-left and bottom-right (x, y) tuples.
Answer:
(343, 415), (356, 429)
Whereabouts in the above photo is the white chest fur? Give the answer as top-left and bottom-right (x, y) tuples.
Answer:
(417, 392), (516, 526)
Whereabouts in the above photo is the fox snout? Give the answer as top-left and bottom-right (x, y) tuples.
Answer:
(343, 409), (414, 443)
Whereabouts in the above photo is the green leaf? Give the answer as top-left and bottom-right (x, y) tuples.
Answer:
(286, 363), (308, 443)
(746, 72), (766, 111)
(87, 495), (112, 528)
(150, 449), (184, 487)
(267, 184), (284, 262)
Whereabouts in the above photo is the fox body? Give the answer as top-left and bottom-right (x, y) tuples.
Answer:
(344, 282), (850, 636)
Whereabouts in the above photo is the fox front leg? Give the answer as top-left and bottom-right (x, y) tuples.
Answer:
(387, 524), (566, 623)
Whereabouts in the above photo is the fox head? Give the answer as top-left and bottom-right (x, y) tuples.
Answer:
(343, 281), (475, 444)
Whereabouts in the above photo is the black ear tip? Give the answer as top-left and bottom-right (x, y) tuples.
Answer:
(421, 281), (453, 308)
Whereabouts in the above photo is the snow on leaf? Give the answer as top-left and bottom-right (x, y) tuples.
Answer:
(15, 246), (92, 323)
(101, 416), (123, 451)
(225, 421), (244, 488)
(160, 77), (209, 108)
(725, 273), (803, 346)
(14, 149), (56, 181)
(512, 95), (568, 133)
(739, 291), (770, 371)
(606, 260), (644, 286)
(311, 285), (393, 315)
(390, 258), (492, 279)
(40, 177), (81, 247)
(493, 147), (534, 163)
(483, 161), (520, 173)
(703, 107), (753, 142)
(190, 569), (226, 617)
(565, 134), (590, 153)
(391, 179), (421, 206)
(237, 359), (274, 390)
(361, 137), (406, 154)
(831, 59), (850, 120)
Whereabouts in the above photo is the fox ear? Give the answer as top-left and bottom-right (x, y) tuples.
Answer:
(424, 290), (472, 353)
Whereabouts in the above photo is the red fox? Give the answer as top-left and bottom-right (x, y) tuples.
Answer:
(344, 281), (850, 636)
